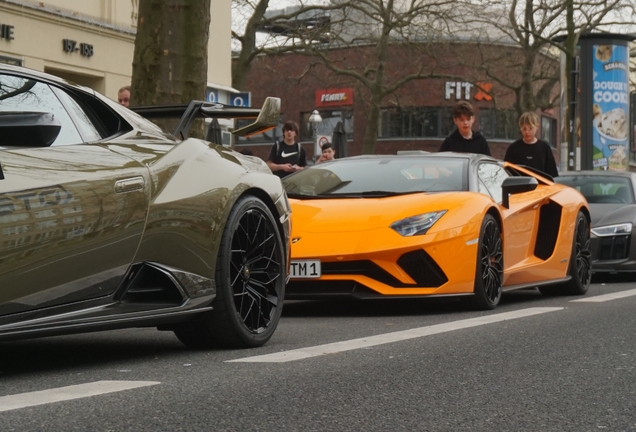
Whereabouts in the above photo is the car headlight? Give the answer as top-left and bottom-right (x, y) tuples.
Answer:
(390, 211), (447, 236)
(591, 222), (632, 237)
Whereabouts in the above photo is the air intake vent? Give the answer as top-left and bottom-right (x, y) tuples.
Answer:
(597, 235), (630, 260)
(321, 253), (448, 288)
(117, 263), (185, 306)
(535, 201), (562, 260)
(397, 250), (448, 287)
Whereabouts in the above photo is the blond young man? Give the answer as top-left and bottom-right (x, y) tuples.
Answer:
(504, 112), (558, 177)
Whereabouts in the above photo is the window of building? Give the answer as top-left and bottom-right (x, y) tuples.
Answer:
(379, 107), (452, 138)
(541, 116), (557, 148)
(0, 56), (21, 66)
(300, 110), (353, 141)
(479, 108), (518, 140)
(440, 107), (454, 137)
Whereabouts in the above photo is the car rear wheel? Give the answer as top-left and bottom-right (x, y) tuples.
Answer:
(468, 214), (503, 310)
(175, 195), (285, 349)
(539, 211), (591, 296)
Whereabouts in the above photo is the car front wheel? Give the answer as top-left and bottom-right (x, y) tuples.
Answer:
(175, 195), (285, 349)
(468, 214), (503, 310)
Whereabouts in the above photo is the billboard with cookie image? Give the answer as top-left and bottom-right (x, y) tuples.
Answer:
(591, 44), (629, 171)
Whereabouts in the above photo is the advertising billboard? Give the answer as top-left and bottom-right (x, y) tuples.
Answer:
(578, 34), (634, 171)
(591, 44), (630, 170)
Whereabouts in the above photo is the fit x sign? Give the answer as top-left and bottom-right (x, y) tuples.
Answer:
(444, 81), (492, 101)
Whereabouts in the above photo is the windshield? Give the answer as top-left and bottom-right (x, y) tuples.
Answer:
(556, 175), (635, 204)
(283, 157), (468, 198)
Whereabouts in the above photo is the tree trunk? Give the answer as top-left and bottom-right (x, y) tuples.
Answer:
(131, 0), (210, 136)
(362, 93), (383, 155)
(232, 0), (269, 91)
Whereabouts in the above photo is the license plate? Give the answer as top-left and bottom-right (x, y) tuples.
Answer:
(290, 260), (321, 278)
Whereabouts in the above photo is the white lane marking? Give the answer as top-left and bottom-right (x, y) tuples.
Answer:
(229, 307), (563, 363)
(0, 380), (160, 413)
(570, 288), (636, 303)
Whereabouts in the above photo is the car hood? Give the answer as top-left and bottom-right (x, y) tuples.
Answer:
(589, 203), (636, 226)
(290, 192), (463, 233)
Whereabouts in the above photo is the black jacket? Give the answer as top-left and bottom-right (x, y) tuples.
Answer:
(439, 130), (491, 156)
(504, 139), (559, 177)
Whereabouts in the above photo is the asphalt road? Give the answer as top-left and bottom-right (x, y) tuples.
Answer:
(1, 275), (635, 432)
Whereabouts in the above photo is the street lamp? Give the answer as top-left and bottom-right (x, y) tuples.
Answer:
(308, 109), (322, 162)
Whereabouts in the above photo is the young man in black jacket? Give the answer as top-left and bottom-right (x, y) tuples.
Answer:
(439, 101), (491, 156)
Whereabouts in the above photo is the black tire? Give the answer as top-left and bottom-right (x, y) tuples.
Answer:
(539, 211), (591, 296)
(175, 195), (285, 349)
(467, 214), (503, 310)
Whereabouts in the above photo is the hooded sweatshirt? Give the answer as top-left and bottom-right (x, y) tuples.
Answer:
(439, 130), (491, 156)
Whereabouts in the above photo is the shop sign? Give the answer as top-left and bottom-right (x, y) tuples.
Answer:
(444, 81), (492, 101)
(230, 92), (251, 107)
(206, 88), (218, 103)
(445, 82), (473, 100)
(62, 39), (94, 57)
(316, 88), (354, 107)
(1, 24), (14, 41)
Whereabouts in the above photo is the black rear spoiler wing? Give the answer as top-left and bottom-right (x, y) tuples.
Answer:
(130, 97), (281, 140)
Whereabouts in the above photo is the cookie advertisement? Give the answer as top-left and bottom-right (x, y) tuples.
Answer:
(592, 44), (630, 171)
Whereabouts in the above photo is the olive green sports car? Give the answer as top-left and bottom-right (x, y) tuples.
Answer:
(0, 64), (290, 349)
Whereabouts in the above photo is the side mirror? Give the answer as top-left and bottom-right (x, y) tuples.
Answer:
(501, 176), (538, 208)
(0, 112), (61, 147)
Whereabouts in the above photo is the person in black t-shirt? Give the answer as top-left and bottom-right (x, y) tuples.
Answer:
(504, 112), (558, 178)
(439, 101), (491, 155)
(266, 121), (307, 178)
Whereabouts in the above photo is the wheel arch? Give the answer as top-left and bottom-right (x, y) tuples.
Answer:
(579, 205), (591, 225)
(241, 186), (288, 247)
(486, 206), (503, 233)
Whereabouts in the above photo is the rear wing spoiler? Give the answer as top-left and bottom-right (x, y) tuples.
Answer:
(130, 97), (281, 140)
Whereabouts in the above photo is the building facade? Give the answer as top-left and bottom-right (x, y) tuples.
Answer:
(236, 42), (561, 165)
(0, 0), (233, 104)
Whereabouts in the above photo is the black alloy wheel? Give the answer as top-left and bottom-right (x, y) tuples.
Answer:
(228, 201), (283, 335)
(570, 213), (592, 292)
(174, 195), (285, 349)
(469, 214), (504, 310)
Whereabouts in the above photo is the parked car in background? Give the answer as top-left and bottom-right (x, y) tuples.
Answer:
(283, 153), (591, 310)
(0, 64), (289, 349)
(556, 171), (636, 274)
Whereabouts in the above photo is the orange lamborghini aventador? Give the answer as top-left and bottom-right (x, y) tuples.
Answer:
(283, 153), (591, 310)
